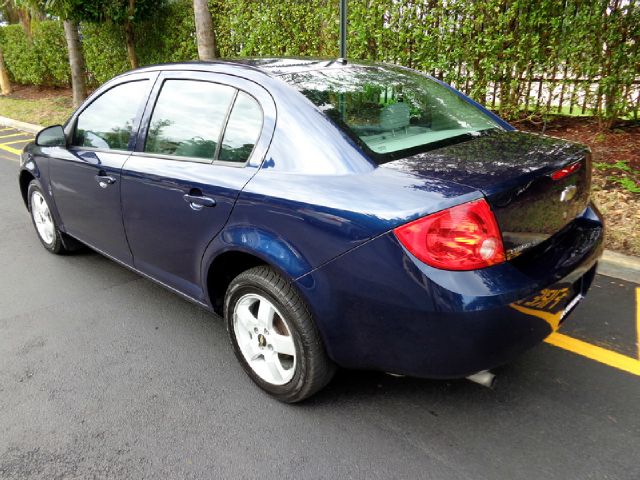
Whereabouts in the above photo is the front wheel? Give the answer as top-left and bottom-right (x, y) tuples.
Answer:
(224, 266), (335, 402)
(28, 182), (67, 254)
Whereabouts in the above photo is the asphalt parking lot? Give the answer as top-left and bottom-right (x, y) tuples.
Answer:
(1, 127), (639, 479)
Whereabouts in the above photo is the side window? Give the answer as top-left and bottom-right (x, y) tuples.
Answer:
(145, 80), (235, 161)
(73, 80), (148, 150)
(218, 92), (263, 163)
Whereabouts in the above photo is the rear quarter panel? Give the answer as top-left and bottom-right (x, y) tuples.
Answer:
(210, 166), (481, 280)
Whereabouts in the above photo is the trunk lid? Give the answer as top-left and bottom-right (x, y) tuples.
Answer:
(383, 130), (591, 259)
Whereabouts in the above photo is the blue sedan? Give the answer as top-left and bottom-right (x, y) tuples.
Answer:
(18, 59), (603, 401)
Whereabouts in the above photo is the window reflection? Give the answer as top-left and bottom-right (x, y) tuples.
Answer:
(145, 80), (235, 161)
(283, 66), (499, 162)
(73, 80), (148, 151)
(219, 92), (263, 163)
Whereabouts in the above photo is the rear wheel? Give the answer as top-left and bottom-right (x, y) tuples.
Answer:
(224, 266), (335, 402)
(28, 182), (66, 254)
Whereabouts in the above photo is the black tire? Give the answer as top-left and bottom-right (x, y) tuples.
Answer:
(224, 266), (336, 402)
(27, 181), (67, 254)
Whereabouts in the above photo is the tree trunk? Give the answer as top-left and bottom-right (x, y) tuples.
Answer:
(18, 8), (32, 38)
(63, 20), (87, 108)
(125, 0), (138, 69)
(124, 20), (138, 69)
(0, 49), (12, 96)
(193, 0), (217, 60)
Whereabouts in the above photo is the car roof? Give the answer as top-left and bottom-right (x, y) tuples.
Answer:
(129, 57), (374, 78)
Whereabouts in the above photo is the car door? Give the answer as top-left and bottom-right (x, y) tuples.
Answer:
(49, 72), (158, 264)
(120, 71), (275, 302)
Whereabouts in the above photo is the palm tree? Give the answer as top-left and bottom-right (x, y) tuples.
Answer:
(193, 0), (217, 61)
(62, 20), (87, 107)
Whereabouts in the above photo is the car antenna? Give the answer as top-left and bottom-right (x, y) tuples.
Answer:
(338, 0), (347, 64)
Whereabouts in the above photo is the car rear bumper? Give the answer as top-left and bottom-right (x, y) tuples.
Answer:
(295, 203), (604, 378)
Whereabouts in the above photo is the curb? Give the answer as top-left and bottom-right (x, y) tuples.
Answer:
(0, 115), (43, 135)
(598, 250), (640, 284)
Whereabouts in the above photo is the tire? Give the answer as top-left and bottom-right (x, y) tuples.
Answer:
(225, 266), (336, 402)
(27, 181), (67, 254)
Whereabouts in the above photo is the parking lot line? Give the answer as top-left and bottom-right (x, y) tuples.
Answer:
(2, 138), (33, 145)
(636, 288), (640, 359)
(0, 143), (21, 155)
(545, 332), (640, 376)
(0, 132), (27, 139)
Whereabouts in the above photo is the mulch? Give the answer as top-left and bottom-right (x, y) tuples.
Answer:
(4, 84), (73, 101)
(519, 116), (640, 256)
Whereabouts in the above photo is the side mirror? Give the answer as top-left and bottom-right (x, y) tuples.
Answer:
(35, 125), (66, 147)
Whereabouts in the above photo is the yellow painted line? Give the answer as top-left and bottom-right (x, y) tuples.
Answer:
(545, 332), (640, 376)
(0, 143), (21, 155)
(0, 132), (26, 139)
(0, 127), (13, 132)
(2, 138), (33, 145)
(636, 288), (640, 359)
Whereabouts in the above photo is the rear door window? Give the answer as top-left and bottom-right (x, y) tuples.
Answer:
(145, 80), (235, 161)
(218, 91), (263, 163)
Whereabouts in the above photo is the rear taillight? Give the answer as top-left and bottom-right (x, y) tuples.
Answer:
(393, 199), (505, 271)
(551, 161), (581, 181)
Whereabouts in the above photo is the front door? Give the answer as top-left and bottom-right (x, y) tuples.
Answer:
(121, 72), (268, 301)
(49, 74), (156, 263)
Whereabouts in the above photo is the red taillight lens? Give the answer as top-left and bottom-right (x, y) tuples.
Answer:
(551, 161), (581, 181)
(393, 199), (505, 271)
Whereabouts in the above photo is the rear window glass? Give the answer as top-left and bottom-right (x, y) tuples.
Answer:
(218, 91), (262, 163)
(281, 66), (500, 162)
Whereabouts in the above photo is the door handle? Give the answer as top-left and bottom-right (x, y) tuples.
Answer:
(95, 174), (116, 188)
(183, 193), (216, 210)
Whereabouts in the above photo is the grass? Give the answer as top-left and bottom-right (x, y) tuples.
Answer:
(0, 95), (74, 126)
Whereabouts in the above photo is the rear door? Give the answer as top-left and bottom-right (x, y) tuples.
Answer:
(51, 72), (157, 263)
(120, 71), (274, 301)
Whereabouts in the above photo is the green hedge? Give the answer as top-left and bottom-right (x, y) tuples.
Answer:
(83, 1), (198, 84)
(0, 1), (197, 87)
(212, 0), (640, 121)
(1, 0), (638, 122)
(213, 0), (339, 57)
(1, 22), (69, 86)
(82, 22), (130, 85)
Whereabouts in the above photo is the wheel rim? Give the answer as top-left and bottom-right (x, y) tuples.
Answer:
(31, 191), (55, 246)
(233, 293), (297, 386)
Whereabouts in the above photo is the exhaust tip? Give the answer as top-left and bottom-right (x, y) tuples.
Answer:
(466, 370), (496, 389)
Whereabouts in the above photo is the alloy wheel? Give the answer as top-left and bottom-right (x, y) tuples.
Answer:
(233, 293), (297, 385)
(31, 191), (55, 246)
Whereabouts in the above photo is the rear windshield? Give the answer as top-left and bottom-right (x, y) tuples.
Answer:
(281, 65), (500, 163)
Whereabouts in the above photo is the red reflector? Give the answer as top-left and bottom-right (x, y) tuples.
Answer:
(393, 199), (505, 271)
(551, 161), (581, 181)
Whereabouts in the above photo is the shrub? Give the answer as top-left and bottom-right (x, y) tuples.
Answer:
(32, 21), (70, 87)
(0, 21), (69, 87)
(1, 24), (46, 85)
(83, 0), (199, 85)
(82, 22), (129, 85)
